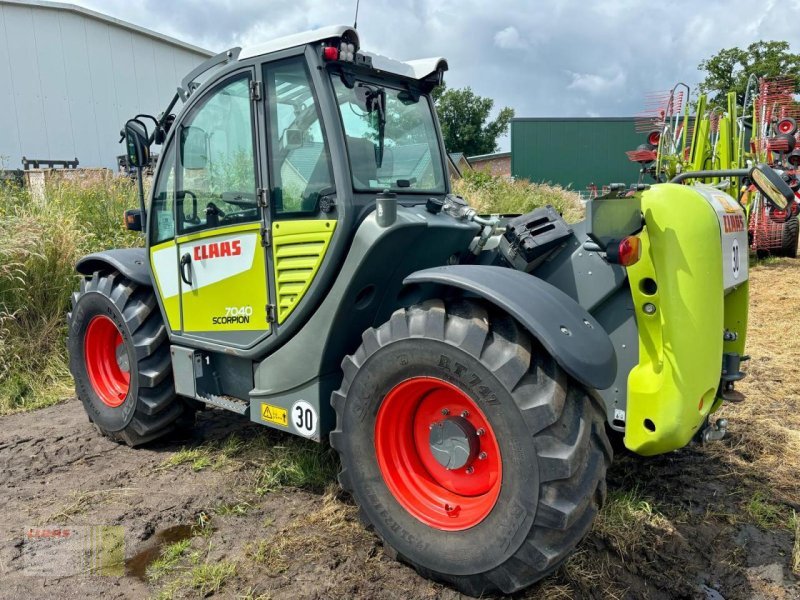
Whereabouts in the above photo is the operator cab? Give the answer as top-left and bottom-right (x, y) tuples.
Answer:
(130, 26), (450, 355)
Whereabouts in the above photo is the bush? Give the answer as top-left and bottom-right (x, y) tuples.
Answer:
(0, 174), (141, 414)
(453, 169), (585, 223)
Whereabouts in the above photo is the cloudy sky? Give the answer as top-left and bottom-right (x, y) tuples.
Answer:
(72, 0), (799, 149)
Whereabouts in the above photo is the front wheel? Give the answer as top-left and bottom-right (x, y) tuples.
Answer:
(67, 270), (193, 446)
(330, 299), (611, 596)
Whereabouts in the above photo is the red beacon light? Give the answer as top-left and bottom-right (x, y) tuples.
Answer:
(322, 41), (356, 62)
(606, 236), (641, 267)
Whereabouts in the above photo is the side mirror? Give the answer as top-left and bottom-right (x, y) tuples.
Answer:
(281, 128), (304, 151)
(124, 209), (143, 231)
(124, 120), (150, 168)
(750, 163), (793, 210)
(180, 126), (209, 170)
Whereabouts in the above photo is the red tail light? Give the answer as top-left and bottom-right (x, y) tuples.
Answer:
(607, 236), (641, 266)
(322, 46), (339, 61)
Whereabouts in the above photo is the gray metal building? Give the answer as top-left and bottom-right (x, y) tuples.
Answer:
(0, 0), (212, 169)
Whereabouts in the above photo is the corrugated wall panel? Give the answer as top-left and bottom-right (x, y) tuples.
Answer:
(511, 118), (645, 192)
(4, 5), (50, 160)
(59, 11), (102, 166)
(33, 8), (75, 158)
(0, 4), (23, 164)
(0, 2), (210, 169)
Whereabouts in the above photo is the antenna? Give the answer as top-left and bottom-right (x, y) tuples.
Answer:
(354, 0), (360, 29)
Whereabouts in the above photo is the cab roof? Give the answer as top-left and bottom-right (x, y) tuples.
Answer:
(239, 24), (448, 82)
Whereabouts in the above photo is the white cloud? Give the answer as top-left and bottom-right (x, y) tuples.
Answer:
(567, 69), (627, 95)
(494, 26), (527, 50)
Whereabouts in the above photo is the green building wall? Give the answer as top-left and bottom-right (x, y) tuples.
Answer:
(511, 118), (648, 193)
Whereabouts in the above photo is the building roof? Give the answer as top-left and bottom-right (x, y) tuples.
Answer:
(468, 151), (511, 161)
(511, 117), (638, 122)
(0, 0), (213, 57)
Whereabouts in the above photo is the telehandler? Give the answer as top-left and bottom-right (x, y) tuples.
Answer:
(66, 26), (794, 595)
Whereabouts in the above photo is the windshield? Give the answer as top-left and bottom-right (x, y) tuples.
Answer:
(332, 76), (446, 193)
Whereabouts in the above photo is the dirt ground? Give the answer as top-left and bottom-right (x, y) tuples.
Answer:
(1, 259), (799, 600)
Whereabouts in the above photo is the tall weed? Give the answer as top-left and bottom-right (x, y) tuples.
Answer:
(0, 174), (141, 413)
(453, 169), (585, 222)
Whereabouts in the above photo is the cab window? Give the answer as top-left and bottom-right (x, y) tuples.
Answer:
(150, 144), (176, 244)
(264, 58), (334, 215)
(176, 73), (259, 233)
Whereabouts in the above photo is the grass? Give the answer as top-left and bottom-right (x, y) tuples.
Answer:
(246, 485), (367, 576)
(453, 169), (585, 222)
(158, 434), (246, 472)
(745, 490), (785, 529)
(215, 500), (253, 517)
(154, 559), (237, 599)
(148, 529), (237, 598)
(42, 488), (133, 524)
(591, 487), (674, 559)
(0, 175), (141, 415)
(159, 431), (339, 494)
(147, 539), (192, 582)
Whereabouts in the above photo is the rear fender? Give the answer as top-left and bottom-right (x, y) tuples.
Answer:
(403, 265), (616, 390)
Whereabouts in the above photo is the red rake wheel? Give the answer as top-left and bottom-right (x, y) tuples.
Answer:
(83, 315), (130, 408)
(374, 377), (501, 531)
(777, 117), (797, 135)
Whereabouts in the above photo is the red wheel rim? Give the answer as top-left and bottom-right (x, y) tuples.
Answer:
(84, 315), (130, 408)
(374, 377), (502, 531)
(778, 119), (794, 134)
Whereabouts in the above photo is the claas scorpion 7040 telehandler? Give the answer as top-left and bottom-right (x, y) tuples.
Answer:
(66, 26), (794, 596)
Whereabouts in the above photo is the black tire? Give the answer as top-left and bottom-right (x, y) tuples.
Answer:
(67, 270), (193, 446)
(330, 299), (611, 596)
(778, 215), (799, 257)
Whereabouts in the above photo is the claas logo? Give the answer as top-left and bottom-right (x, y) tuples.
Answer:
(193, 240), (242, 261)
(722, 215), (745, 233)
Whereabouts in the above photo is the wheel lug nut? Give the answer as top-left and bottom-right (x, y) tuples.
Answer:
(476, 428), (485, 436)
(465, 466), (474, 474)
(441, 408), (450, 416)
(460, 410), (469, 418)
(478, 452), (487, 460)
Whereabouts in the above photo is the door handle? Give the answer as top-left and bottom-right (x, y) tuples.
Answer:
(180, 252), (192, 285)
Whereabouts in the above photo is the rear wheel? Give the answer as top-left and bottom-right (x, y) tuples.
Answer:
(330, 299), (611, 596)
(67, 271), (193, 446)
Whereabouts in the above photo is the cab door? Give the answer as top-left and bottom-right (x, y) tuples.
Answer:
(173, 69), (271, 347)
(262, 56), (338, 326)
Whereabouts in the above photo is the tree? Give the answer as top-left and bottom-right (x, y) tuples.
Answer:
(698, 41), (800, 106)
(432, 84), (514, 156)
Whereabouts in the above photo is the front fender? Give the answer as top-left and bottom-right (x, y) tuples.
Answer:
(76, 248), (151, 287)
(403, 265), (616, 390)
